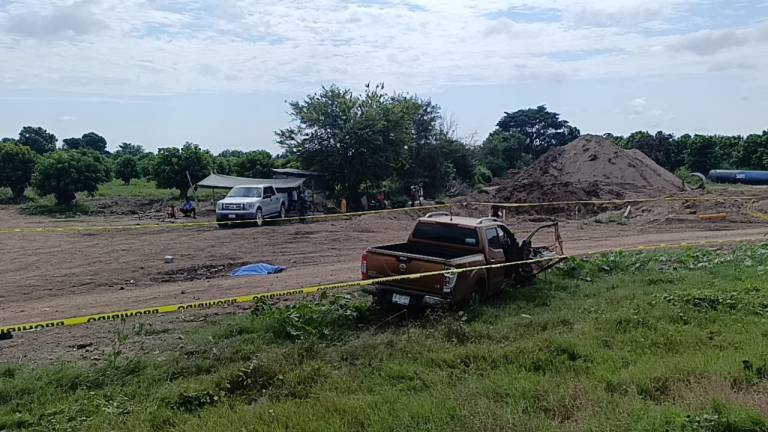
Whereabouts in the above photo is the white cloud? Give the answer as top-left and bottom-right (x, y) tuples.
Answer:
(0, 0), (765, 96)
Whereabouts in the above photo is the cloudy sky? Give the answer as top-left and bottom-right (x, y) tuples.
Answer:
(0, 0), (766, 154)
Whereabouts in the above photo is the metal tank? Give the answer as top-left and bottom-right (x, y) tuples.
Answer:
(708, 170), (768, 185)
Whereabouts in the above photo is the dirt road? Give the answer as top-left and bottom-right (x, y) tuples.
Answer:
(0, 203), (765, 363)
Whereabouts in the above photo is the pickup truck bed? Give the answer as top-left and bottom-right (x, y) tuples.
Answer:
(369, 243), (479, 261)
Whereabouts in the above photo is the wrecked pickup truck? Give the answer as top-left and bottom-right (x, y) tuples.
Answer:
(361, 212), (564, 308)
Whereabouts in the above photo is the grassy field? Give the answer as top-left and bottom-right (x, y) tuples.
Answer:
(2, 245), (768, 431)
(93, 179), (178, 200)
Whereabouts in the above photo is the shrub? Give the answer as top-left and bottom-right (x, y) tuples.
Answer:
(31, 150), (111, 205)
(115, 156), (139, 185)
(0, 142), (37, 201)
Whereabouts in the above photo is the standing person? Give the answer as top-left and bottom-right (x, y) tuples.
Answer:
(377, 192), (386, 209)
(298, 187), (308, 217)
(418, 184), (424, 207)
(410, 185), (418, 207)
(304, 188), (312, 213)
(360, 194), (369, 211)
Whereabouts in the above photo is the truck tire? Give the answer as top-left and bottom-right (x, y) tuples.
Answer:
(471, 280), (487, 305)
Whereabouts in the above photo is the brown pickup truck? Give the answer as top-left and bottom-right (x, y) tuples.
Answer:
(361, 212), (563, 308)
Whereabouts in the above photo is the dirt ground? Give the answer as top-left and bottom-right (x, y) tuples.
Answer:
(1, 192), (767, 363)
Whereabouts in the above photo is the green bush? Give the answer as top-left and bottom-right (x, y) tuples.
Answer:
(31, 150), (111, 205)
(115, 156), (140, 184)
(0, 142), (37, 201)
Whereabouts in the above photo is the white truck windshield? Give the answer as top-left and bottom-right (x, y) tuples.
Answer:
(227, 187), (262, 198)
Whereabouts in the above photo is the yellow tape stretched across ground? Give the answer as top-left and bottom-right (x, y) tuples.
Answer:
(0, 194), (764, 235)
(1, 237), (762, 336)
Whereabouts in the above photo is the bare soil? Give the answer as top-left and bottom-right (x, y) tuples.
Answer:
(0, 191), (766, 364)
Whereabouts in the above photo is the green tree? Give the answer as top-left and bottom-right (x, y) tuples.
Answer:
(273, 153), (302, 169)
(212, 156), (236, 175)
(151, 142), (213, 198)
(218, 149), (245, 158)
(495, 105), (580, 158)
(18, 126), (57, 154)
(115, 142), (146, 157)
(31, 150), (110, 205)
(478, 130), (529, 177)
(62, 137), (84, 150)
(0, 142), (37, 201)
(235, 150), (274, 178)
(686, 135), (720, 174)
(115, 156), (140, 184)
(440, 137), (475, 185)
(81, 132), (108, 154)
(61, 132), (109, 153)
(277, 84), (410, 205)
(137, 154), (156, 178)
(734, 132), (768, 170)
(622, 131), (675, 169)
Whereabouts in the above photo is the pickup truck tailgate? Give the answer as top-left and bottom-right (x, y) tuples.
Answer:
(366, 249), (447, 295)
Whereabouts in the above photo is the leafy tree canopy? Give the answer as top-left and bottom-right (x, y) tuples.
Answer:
(151, 142), (213, 198)
(115, 156), (140, 184)
(496, 105), (580, 158)
(235, 150), (274, 178)
(277, 84), (412, 203)
(0, 142), (38, 201)
(18, 126), (57, 155)
(31, 150), (110, 205)
(115, 142), (146, 158)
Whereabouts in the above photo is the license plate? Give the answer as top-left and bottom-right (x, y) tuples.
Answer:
(228, 214), (236, 219)
(392, 293), (410, 306)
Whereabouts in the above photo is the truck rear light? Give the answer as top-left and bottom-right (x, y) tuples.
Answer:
(443, 267), (457, 293)
(361, 253), (368, 280)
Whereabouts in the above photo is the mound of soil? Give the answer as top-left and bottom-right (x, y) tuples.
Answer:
(492, 135), (684, 203)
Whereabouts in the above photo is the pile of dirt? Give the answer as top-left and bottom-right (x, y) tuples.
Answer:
(492, 135), (684, 203)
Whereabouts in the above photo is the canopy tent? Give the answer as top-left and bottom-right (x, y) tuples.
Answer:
(196, 174), (306, 189)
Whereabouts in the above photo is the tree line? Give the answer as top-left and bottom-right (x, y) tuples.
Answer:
(1, 84), (766, 207)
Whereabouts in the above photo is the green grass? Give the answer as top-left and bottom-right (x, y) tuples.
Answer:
(93, 179), (177, 200)
(3, 245), (768, 431)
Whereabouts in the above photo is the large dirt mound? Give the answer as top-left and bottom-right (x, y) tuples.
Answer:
(493, 134), (684, 203)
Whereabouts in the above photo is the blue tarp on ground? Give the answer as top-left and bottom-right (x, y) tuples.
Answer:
(229, 263), (287, 277)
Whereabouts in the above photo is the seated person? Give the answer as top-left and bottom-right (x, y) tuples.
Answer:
(179, 199), (196, 218)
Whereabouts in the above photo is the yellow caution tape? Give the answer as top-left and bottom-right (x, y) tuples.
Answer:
(2, 236), (763, 336)
(752, 211), (768, 222)
(468, 195), (765, 208)
(0, 204), (455, 234)
(1, 194), (764, 235)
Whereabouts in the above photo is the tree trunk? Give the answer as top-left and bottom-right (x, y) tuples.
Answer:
(10, 186), (25, 202)
(55, 191), (76, 206)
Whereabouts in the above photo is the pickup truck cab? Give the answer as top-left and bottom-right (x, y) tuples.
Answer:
(216, 184), (287, 226)
(362, 212), (563, 308)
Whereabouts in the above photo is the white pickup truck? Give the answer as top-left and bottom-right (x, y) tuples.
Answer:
(216, 184), (287, 227)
